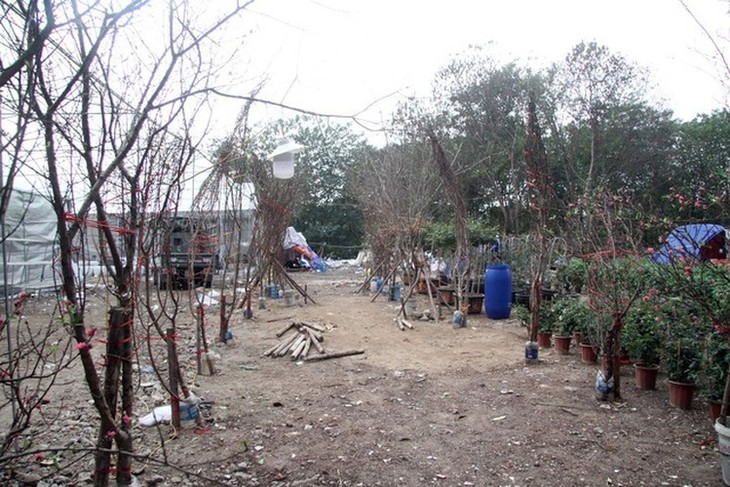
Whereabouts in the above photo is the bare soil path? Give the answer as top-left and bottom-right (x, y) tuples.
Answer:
(5, 263), (722, 486)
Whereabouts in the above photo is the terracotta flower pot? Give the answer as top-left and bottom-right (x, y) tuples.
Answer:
(465, 293), (484, 314)
(710, 400), (722, 424)
(634, 364), (659, 391)
(668, 380), (695, 410)
(537, 331), (552, 349)
(553, 335), (571, 355)
(580, 343), (598, 364)
(438, 287), (455, 305)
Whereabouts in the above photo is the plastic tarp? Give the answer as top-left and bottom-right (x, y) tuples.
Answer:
(0, 189), (57, 293)
(283, 226), (308, 249)
(282, 226), (327, 272)
(652, 223), (726, 263)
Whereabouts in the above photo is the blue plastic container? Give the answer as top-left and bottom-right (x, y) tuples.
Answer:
(389, 283), (401, 302)
(484, 264), (512, 319)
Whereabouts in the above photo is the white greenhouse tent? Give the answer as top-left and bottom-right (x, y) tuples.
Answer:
(0, 189), (57, 294)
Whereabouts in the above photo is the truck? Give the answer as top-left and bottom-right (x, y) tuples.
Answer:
(154, 216), (216, 290)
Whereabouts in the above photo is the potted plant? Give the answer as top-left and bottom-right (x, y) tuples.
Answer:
(512, 303), (530, 329)
(557, 257), (587, 294)
(580, 309), (613, 365)
(700, 333), (730, 422)
(537, 302), (556, 349)
(551, 296), (589, 355)
(512, 303), (540, 362)
(647, 225), (730, 482)
(623, 299), (663, 390)
(585, 252), (646, 400)
(662, 317), (702, 409)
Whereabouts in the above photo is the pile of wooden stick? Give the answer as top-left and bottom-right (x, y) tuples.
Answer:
(263, 321), (364, 362)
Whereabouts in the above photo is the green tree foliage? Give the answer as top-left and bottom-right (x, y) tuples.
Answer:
(599, 103), (677, 212)
(671, 111), (730, 220)
(430, 48), (539, 233)
(550, 41), (650, 197)
(267, 116), (370, 259)
(421, 220), (499, 252)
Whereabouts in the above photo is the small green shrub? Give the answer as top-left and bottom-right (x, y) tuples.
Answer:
(623, 301), (663, 366)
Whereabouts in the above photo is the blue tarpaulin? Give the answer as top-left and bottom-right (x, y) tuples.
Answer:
(652, 223), (726, 263)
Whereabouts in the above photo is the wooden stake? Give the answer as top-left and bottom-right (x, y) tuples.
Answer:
(269, 332), (299, 356)
(198, 306), (216, 375)
(301, 335), (312, 358)
(275, 322), (296, 337)
(306, 328), (325, 354)
(301, 321), (326, 332)
(219, 295), (228, 343)
(291, 338), (308, 360)
(280, 333), (306, 357)
(303, 349), (365, 362)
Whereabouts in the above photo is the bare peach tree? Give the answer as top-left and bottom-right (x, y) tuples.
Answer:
(353, 137), (439, 287)
(523, 94), (556, 346)
(9, 1), (252, 485)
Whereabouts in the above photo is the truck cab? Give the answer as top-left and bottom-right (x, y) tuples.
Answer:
(155, 216), (215, 290)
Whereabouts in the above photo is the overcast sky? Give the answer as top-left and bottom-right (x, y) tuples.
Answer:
(213, 0), (730, 142)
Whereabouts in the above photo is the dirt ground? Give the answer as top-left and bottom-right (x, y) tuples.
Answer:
(4, 262), (725, 486)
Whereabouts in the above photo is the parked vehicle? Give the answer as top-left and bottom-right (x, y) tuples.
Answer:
(154, 216), (216, 290)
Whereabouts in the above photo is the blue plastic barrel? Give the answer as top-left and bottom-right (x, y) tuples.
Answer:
(484, 264), (512, 319)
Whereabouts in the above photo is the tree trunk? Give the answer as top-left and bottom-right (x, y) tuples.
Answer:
(117, 305), (134, 486)
(720, 359), (730, 426)
(601, 317), (623, 401)
(94, 307), (127, 486)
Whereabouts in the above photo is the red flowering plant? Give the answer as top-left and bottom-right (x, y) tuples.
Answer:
(648, 247), (730, 424)
(568, 187), (647, 401)
(584, 251), (646, 400)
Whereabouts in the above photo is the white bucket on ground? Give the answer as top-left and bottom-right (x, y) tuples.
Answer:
(715, 418), (730, 485)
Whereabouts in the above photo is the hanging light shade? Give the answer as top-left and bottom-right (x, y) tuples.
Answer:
(268, 139), (305, 179)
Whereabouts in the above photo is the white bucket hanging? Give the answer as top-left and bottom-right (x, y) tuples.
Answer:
(269, 139), (305, 179)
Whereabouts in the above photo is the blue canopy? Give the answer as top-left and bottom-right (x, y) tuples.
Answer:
(653, 223), (726, 264)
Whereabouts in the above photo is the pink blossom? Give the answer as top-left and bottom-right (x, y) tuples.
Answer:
(714, 322), (730, 334)
(106, 431), (116, 439)
(76, 342), (89, 350)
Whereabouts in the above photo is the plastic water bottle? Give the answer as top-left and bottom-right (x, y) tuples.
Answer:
(525, 341), (538, 364)
(452, 310), (465, 328)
